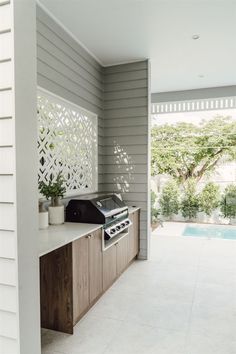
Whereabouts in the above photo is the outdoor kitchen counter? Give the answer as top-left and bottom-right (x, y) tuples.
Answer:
(39, 222), (102, 257)
(38, 206), (139, 257)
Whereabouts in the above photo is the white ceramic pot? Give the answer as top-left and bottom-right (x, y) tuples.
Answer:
(48, 205), (64, 225)
(39, 211), (49, 229)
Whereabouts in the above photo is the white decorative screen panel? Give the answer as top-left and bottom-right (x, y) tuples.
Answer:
(37, 89), (98, 196)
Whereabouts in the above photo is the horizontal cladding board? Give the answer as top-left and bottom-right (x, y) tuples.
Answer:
(105, 61), (147, 74)
(0, 31), (11, 61)
(104, 135), (147, 146)
(0, 258), (16, 285)
(120, 192), (147, 202)
(103, 144), (147, 155)
(0, 311), (17, 339)
(0, 175), (14, 202)
(37, 74), (103, 117)
(104, 125), (147, 137)
(37, 45), (103, 97)
(104, 79), (147, 92)
(104, 97), (147, 110)
(103, 173), (147, 184)
(0, 3), (11, 32)
(0, 230), (15, 259)
(37, 61), (103, 109)
(37, 35), (103, 88)
(0, 119), (13, 146)
(0, 284), (16, 312)
(99, 183), (147, 193)
(102, 164), (147, 174)
(0, 204), (15, 230)
(103, 154), (148, 165)
(105, 106), (147, 119)
(0, 60), (12, 88)
(0, 90), (13, 117)
(0, 336), (17, 353)
(36, 14), (102, 78)
(104, 70), (147, 84)
(104, 116), (148, 128)
(104, 88), (147, 101)
(0, 147), (14, 174)
(125, 200), (147, 211)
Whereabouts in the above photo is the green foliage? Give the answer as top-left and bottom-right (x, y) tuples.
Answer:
(199, 182), (220, 216)
(159, 180), (179, 218)
(181, 179), (199, 219)
(151, 191), (160, 223)
(151, 116), (236, 183)
(39, 172), (66, 206)
(220, 184), (236, 219)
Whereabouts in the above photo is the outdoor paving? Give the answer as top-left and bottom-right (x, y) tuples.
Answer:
(42, 226), (236, 354)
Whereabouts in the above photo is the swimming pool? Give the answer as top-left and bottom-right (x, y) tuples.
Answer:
(183, 224), (236, 240)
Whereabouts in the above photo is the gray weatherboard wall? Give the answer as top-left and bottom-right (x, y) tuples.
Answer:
(103, 61), (150, 260)
(36, 5), (105, 191)
(36, 5), (150, 259)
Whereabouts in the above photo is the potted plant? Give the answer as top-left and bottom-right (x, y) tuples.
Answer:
(220, 184), (236, 224)
(38, 200), (49, 229)
(39, 172), (66, 225)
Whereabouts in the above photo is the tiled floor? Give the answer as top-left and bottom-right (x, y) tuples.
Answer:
(41, 230), (236, 354)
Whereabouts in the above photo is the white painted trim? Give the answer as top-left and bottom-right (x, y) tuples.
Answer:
(36, 0), (104, 66)
(152, 96), (236, 114)
(103, 59), (148, 67)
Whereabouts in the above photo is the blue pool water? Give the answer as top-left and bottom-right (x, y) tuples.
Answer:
(183, 225), (236, 240)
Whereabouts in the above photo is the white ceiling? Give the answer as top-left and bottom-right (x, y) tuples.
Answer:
(39, 0), (236, 93)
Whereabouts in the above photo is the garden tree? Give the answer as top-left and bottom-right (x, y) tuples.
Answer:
(181, 178), (199, 220)
(199, 182), (220, 216)
(151, 116), (236, 183)
(159, 179), (179, 219)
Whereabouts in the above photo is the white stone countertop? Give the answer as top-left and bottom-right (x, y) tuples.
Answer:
(38, 206), (140, 257)
(39, 223), (102, 257)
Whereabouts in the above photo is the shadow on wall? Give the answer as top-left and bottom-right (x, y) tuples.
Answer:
(107, 140), (135, 194)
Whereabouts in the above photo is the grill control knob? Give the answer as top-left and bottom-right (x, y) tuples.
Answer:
(116, 225), (121, 231)
(110, 228), (116, 234)
(125, 220), (129, 226)
(121, 223), (125, 228)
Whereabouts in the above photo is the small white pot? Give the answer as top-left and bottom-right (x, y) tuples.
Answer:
(49, 205), (64, 225)
(39, 211), (49, 229)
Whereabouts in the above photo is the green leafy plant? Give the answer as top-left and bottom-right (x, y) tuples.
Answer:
(151, 116), (236, 183)
(159, 180), (179, 219)
(220, 184), (236, 219)
(39, 172), (66, 206)
(181, 179), (199, 220)
(199, 182), (220, 216)
(151, 190), (160, 224)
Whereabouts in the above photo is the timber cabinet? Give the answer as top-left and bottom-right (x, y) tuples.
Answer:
(40, 208), (140, 334)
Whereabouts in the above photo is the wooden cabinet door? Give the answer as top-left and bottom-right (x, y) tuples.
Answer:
(89, 229), (103, 303)
(40, 244), (73, 334)
(133, 210), (140, 257)
(72, 236), (89, 324)
(128, 212), (135, 263)
(116, 235), (128, 275)
(103, 244), (117, 291)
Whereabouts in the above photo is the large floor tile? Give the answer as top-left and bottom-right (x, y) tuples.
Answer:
(42, 315), (123, 354)
(103, 322), (187, 354)
(186, 332), (236, 354)
(125, 294), (192, 331)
